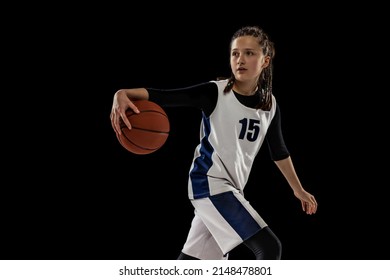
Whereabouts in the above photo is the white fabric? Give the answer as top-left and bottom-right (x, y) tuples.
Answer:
(182, 79), (276, 259)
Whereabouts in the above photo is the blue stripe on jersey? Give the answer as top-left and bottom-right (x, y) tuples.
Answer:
(190, 114), (214, 199)
(210, 192), (262, 240)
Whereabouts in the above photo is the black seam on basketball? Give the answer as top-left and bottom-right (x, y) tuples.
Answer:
(140, 109), (167, 114)
(131, 126), (169, 134)
(121, 133), (163, 151)
(119, 123), (169, 133)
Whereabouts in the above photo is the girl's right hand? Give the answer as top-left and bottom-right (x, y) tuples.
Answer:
(110, 89), (140, 135)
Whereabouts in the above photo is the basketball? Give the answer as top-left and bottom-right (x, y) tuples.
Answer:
(117, 100), (170, 155)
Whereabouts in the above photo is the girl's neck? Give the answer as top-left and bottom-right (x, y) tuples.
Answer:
(233, 81), (258, 96)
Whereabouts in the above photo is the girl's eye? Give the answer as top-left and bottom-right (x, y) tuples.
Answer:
(231, 51), (254, 57)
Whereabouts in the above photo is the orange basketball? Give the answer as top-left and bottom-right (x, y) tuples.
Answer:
(117, 100), (170, 155)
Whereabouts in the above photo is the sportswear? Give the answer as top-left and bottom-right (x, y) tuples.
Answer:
(148, 79), (289, 259)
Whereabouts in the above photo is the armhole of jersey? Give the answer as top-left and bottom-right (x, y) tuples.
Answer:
(271, 94), (277, 118)
(208, 79), (229, 119)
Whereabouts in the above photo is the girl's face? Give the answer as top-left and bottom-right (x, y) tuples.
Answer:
(230, 36), (269, 84)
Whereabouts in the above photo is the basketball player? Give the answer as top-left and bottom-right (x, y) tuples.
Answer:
(110, 26), (318, 260)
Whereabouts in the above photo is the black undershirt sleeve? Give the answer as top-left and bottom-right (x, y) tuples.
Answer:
(266, 104), (290, 161)
(146, 82), (218, 117)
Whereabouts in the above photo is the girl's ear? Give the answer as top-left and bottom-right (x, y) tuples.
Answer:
(262, 56), (271, 68)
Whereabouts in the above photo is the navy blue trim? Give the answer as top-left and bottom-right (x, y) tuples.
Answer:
(190, 114), (214, 199)
(210, 192), (261, 240)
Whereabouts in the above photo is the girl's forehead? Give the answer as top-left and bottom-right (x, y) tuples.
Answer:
(231, 36), (260, 49)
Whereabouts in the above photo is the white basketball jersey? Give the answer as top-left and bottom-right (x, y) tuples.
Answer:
(188, 79), (277, 199)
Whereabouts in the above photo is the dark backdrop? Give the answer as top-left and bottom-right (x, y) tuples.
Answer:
(3, 4), (387, 260)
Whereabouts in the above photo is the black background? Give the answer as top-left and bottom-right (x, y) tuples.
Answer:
(3, 4), (388, 260)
